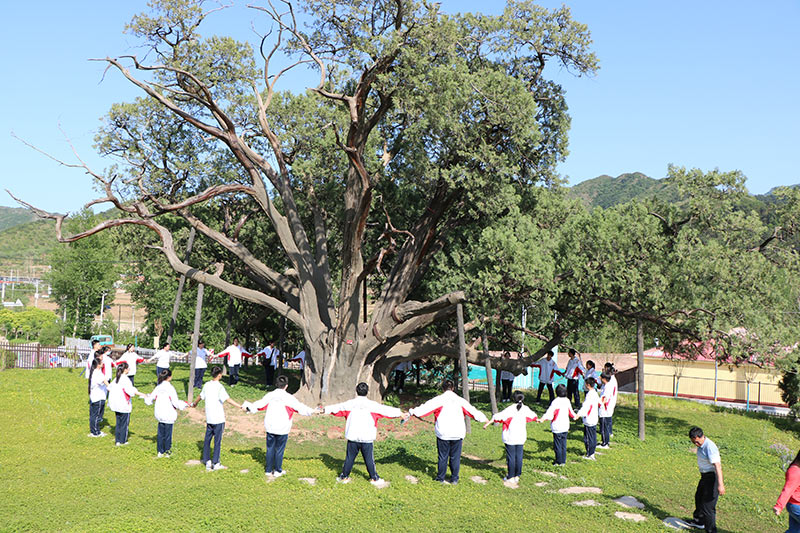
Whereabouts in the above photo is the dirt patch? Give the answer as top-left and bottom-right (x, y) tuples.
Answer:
(615, 512), (646, 522)
(558, 487), (602, 495)
(572, 500), (600, 507)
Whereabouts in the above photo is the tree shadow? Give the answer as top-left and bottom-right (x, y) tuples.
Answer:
(318, 452), (372, 480)
(377, 446), (435, 477)
(140, 435), (157, 443)
(231, 446), (265, 470)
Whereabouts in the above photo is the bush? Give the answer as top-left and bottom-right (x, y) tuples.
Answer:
(38, 321), (62, 346)
(0, 349), (15, 370)
(779, 371), (800, 407)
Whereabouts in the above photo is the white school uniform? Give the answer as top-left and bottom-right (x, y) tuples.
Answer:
(108, 375), (139, 413)
(409, 390), (489, 440)
(533, 358), (559, 384)
(540, 397), (577, 433)
(84, 349), (97, 379)
(608, 375), (619, 411)
(220, 345), (243, 366)
(116, 351), (144, 377)
(289, 350), (306, 369)
(149, 381), (188, 424)
(195, 348), (208, 370)
(152, 349), (172, 370)
(564, 358), (586, 380)
(599, 383), (614, 418)
(490, 404), (539, 445)
(576, 388), (600, 427)
(200, 380), (230, 425)
(584, 368), (598, 383)
(89, 368), (109, 403)
(325, 397), (402, 443)
(246, 389), (315, 435)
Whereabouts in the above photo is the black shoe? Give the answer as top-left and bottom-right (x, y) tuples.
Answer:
(684, 518), (705, 529)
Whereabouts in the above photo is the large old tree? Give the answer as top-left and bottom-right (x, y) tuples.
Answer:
(13, 0), (598, 401)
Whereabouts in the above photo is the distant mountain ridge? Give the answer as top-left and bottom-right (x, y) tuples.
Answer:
(0, 206), (37, 232)
(567, 172), (680, 208)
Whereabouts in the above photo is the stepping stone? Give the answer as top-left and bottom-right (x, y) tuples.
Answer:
(558, 486), (602, 495)
(299, 477), (317, 486)
(405, 475), (419, 484)
(185, 460), (203, 466)
(502, 479), (519, 489)
(572, 499), (600, 507)
(536, 470), (558, 478)
(370, 479), (389, 489)
(559, 475), (568, 480)
(239, 469), (250, 474)
(613, 496), (645, 509)
(534, 482), (549, 487)
(470, 475), (487, 485)
(663, 517), (693, 530)
(615, 511), (646, 522)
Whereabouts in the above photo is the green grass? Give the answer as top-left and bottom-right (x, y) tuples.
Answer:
(0, 365), (794, 532)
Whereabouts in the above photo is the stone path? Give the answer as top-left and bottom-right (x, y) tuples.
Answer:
(470, 475), (487, 485)
(502, 479), (519, 489)
(534, 481), (549, 487)
(239, 469), (250, 474)
(185, 459), (203, 466)
(299, 477), (316, 486)
(558, 487), (602, 495)
(614, 511), (646, 522)
(613, 496), (644, 509)
(404, 475), (419, 484)
(572, 500), (600, 507)
(663, 517), (693, 530)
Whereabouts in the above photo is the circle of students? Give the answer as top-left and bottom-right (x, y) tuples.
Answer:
(85, 342), (769, 533)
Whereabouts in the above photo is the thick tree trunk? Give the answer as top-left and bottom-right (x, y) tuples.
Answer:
(457, 303), (470, 433)
(636, 318), (645, 441)
(483, 331), (498, 415)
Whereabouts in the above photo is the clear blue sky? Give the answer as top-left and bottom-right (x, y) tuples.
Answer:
(2, 1), (798, 213)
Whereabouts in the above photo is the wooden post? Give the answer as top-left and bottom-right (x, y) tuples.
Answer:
(483, 327), (498, 415)
(636, 318), (645, 441)
(457, 303), (470, 433)
(187, 281), (204, 403)
(167, 227), (195, 345)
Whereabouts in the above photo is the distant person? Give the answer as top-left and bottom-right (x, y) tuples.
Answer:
(774, 449), (800, 531)
(531, 351), (558, 404)
(325, 382), (405, 487)
(147, 368), (188, 458)
(83, 339), (101, 378)
(115, 344), (144, 386)
(584, 360), (598, 384)
(603, 362), (618, 437)
(87, 356), (109, 438)
(145, 343), (173, 382)
(564, 349), (585, 407)
(107, 361), (145, 446)
(243, 375), (319, 478)
(483, 390), (538, 484)
(194, 340), (209, 389)
(499, 352), (515, 402)
(686, 426), (725, 533)
(394, 360), (412, 394)
(191, 366), (243, 471)
(575, 377), (600, 460)
(597, 372), (614, 449)
(219, 338), (243, 387)
(409, 380), (488, 484)
(539, 384), (576, 466)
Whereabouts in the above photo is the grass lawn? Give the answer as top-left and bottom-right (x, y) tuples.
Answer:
(0, 364), (795, 532)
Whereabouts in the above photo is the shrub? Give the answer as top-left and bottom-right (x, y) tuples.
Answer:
(778, 371), (800, 407)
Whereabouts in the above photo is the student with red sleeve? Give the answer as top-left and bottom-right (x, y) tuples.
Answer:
(217, 338), (243, 387)
(242, 375), (320, 477)
(539, 384), (577, 466)
(147, 368), (189, 458)
(575, 377), (600, 460)
(774, 450), (800, 532)
(191, 366), (243, 470)
(108, 362), (146, 446)
(88, 356), (110, 438)
(564, 349), (586, 408)
(532, 351), (560, 404)
(597, 372), (614, 449)
(483, 390), (538, 483)
(115, 344), (144, 386)
(409, 380), (489, 485)
(325, 382), (405, 486)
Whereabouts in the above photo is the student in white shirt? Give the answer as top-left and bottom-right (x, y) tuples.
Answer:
(287, 349), (306, 370)
(145, 343), (173, 382)
(219, 338), (243, 387)
(115, 344), (144, 386)
(598, 372), (614, 449)
(500, 352), (516, 402)
(87, 356), (110, 437)
(603, 362), (619, 438)
(539, 384), (577, 465)
(575, 377), (600, 460)
(532, 351), (560, 404)
(108, 362), (146, 446)
(483, 391), (538, 483)
(83, 339), (100, 379)
(146, 368), (188, 457)
(564, 349), (586, 408)
(409, 380), (488, 484)
(584, 360), (598, 383)
(191, 366), (242, 470)
(193, 340), (209, 389)
(325, 382), (406, 486)
(243, 375), (319, 477)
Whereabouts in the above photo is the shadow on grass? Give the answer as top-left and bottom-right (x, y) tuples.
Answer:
(606, 493), (736, 533)
(231, 446), (265, 469)
(710, 404), (800, 439)
(377, 446), (435, 477)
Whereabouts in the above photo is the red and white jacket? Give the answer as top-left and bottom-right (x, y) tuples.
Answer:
(490, 404), (539, 445)
(576, 388), (600, 427)
(246, 388), (315, 435)
(218, 345), (245, 366)
(325, 396), (403, 443)
(115, 351), (145, 376)
(564, 357), (586, 380)
(148, 382), (188, 424)
(532, 358), (559, 384)
(108, 375), (139, 414)
(608, 375), (619, 411)
(409, 390), (488, 440)
(540, 396), (577, 433)
(599, 382), (615, 417)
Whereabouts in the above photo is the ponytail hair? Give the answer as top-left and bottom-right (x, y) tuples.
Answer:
(88, 357), (101, 395)
(115, 362), (129, 383)
(513, 390), (524, 411)
(157, 368), (172, 385)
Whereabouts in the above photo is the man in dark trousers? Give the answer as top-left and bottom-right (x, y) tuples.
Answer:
(686, 426), (725, 532)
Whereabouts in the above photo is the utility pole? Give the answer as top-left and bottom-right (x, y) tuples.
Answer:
(99, 292), (107, 324)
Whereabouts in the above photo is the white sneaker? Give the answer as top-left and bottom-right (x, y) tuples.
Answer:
(583, 454), (597, 461)
(157, 453), (164, 458)
(206, 461), (213, 471)
(88, 433), (98, 438)
(598, 444), (610, 449)
(98, 432), (107, 437)
(212, 463), (227, 471)
(272, 470), (286, 478)
(336, 476), (351, 484)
